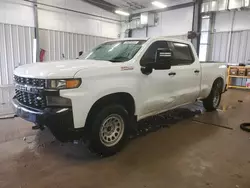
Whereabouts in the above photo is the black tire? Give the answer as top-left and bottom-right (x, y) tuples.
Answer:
(240, 123), (250, 132)
(203, 79), (223, 111)
(86, 104), (130, 157)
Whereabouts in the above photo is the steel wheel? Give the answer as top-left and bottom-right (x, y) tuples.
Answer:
(99, 114), (125, 147)
(203, 79), (223, 111)
(213, 88), (220, 108)
(213, 81), (222, 108)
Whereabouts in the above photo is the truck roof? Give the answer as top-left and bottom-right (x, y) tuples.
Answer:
(108, 37), (190, 45)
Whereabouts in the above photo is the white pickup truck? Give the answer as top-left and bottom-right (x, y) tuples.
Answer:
(13, 37), (227, 156)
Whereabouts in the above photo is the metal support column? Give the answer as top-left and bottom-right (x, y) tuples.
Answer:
(145, 25), (148, 37)
(206, 12), (215, 61)
(226, 10), (236, 63)
(128, 16), (132, 38)
(191, 0), (202, 55)
(33, 0), (40, 62)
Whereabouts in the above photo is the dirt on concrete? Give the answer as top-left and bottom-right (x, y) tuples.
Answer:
(0, 90), (250, 188)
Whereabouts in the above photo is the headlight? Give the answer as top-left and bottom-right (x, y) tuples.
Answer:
(46, 79), (81, 89)
(46, 96), (72, 107)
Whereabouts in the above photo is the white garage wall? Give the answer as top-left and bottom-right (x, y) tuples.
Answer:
(0, 0), (121, 38)
(214, 10), (250, 32)
(0, 23), (34, 85)
(0, 0), (34, 27)
(38, 0), (120, 38)
(38, 0), (120, 61)
(208, 10), (250, 64)
(39, 29), (111, 62)
(0, 0), (121, 86)
(132, 6), (193, 40)
(0, 0), (35, 85)
(131, 28), (147, 38)
(148, 6), (193, 37)
(208, 30), (250, 64)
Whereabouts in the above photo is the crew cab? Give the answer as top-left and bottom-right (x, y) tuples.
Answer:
(13, 37), (227, 156)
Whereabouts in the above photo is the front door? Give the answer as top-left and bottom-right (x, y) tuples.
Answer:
(137, 40), (179, 119)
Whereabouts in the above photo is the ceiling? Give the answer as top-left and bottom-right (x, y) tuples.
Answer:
(106, 0), (151, 11)
(84, 0), (192, 14)
(83, 0), (151, 12)
(105, 0), (192, 11)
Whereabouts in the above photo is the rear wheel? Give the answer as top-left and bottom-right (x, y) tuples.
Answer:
(203, 80), (223, 111)
(86, 104), (129, 157)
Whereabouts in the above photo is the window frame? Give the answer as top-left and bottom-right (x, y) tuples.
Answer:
(140, 40), (195, 67)
(140, 40), (169, 66)
(168, 41), (195, 66)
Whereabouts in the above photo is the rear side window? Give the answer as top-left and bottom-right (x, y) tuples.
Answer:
(170, 42), (194, 65)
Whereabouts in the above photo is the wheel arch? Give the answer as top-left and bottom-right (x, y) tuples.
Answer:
(205, 77), (224, 97)
(202, 76), (224, 111)
(199, 76), (225, 100)
(213, 77), (224, 91)
(85, 92), (136, 128)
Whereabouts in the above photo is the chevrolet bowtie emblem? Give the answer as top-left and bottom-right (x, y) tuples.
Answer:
(36, 97), (42, 101)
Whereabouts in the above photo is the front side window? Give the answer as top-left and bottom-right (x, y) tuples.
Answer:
(140, 41), (169, 65)
(85, 40), (146, 62)
(169, 42), (194, 65)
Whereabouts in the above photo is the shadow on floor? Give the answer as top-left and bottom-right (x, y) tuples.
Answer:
(132, 106), (203, 139)
(5, 108), (223, 188)
(23, 103), (205, 161)
(1, 90), (249, 188)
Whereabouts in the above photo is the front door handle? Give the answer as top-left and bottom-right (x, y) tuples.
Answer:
(168, 72), (176, 76)
(194, 70), (200, 74)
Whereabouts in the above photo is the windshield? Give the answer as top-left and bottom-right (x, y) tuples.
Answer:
(85, 40), (146, 62)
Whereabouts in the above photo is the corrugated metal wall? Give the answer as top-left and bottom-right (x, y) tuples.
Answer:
(208, 30), (250, 64)
(0, 24), (114, 87)
(0, 23), (114, 116)
(39, 29), (112, 62)
(229, 31), (250, 64)
(0, 23), (34, 86)
(0, 23), (34, 116)
(167, 34), (189, 41)
(0, 85), (15, 117)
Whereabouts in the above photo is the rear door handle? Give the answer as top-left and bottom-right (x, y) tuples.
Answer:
(194, 70), (200, 73)
(168, 72), (176, 76)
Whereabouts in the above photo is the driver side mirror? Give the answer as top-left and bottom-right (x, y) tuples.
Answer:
(145, 48), (173, 70)
(79, 51), (83, 56)
(76, 51), (84, 59)
(154, 48), (173, 70)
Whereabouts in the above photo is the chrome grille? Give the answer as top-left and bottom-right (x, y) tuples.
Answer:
(15, 89), (46, 109)
(14, 75), (46, 88)
(14, 75), (46, 109)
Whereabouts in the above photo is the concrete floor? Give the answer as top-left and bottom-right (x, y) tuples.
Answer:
(0, 90), (250, 188)
(0, 86), (15, 118)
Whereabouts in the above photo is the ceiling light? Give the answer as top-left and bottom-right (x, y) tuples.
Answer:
(202, 15), (210, 19)
(115, 10), (130, 16)
(152, 1), (167, 9)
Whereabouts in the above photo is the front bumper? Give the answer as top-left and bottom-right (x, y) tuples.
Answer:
(12, 98), (83, 142)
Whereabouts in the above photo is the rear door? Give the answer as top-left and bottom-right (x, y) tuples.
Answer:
(168, 42), (200, 106)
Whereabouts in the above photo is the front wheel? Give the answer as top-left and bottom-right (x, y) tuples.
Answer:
(86, 104), (130, 157)
(203, 80), (223, 111)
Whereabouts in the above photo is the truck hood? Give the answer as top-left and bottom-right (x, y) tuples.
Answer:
(14, 59), (115, 78)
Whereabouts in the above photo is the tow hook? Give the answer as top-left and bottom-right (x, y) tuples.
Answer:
(32, 123), (45, 130)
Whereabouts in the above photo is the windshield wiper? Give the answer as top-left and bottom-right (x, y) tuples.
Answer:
(109, 57), (129, 63)
(109, 60), (124, 62)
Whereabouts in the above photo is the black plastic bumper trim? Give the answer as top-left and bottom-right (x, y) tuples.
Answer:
(12, 99), (82, 142)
